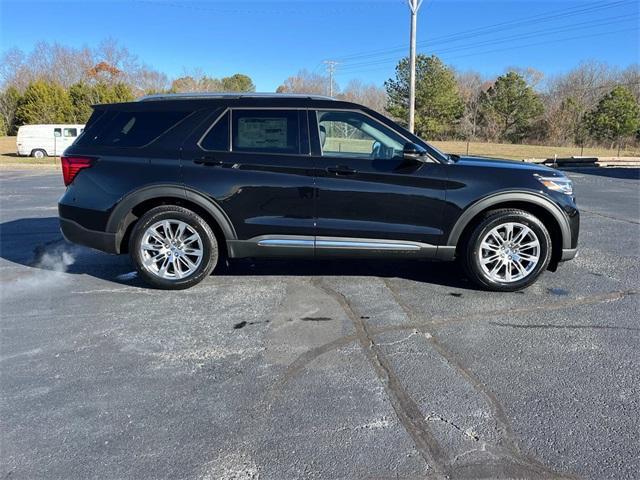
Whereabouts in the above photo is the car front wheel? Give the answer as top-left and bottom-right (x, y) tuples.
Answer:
(129, 205), (218, 289)
(462, 209), (552, 292)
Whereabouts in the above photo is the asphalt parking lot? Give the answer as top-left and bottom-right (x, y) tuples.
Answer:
(1, 167), (638, 480)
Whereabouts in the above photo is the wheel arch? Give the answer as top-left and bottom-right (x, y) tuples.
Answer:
(448, 192), (571, 269)
(106, 185), (236, 254)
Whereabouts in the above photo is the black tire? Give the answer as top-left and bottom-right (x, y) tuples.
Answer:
(461, 209), (552, 292)
(129, 205), (218, 290)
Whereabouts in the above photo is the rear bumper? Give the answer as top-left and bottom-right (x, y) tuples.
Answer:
(59, 217), (118, 254)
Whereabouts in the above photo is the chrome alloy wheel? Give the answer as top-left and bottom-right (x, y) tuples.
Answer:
(478, 222), (541, 283)
(140, 220), (203, 280)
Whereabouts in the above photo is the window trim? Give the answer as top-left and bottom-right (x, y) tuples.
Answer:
(196, 108), (231, 152)
(315, 108), (436, 163)
(197, 107), (311, 156)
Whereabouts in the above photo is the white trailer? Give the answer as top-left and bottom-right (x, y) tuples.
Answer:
(16, 124), (85, 158)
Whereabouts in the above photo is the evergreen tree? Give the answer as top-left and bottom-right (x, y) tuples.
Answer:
(15, 81), (73, 125)
(585, 86), (640, 149)
(479, 71), (544, 142)
(385, 55), (464, 139)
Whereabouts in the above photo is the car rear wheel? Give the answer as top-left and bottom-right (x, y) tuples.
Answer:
(129, 205), (218, 289)
(31, 149), (46, 158)
(462, 209), (552, 292)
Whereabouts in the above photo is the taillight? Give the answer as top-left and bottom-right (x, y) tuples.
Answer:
(61, 156), (93, 186)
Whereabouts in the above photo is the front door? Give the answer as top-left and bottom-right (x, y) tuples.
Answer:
(311, 109), (448, 253)
(181, 108), (316, 253)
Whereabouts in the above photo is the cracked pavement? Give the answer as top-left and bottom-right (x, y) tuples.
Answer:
(1, 167), (638, 479)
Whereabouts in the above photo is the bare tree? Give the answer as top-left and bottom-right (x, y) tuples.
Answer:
(456, 71), (485, 149)
(618, 64), (640, 102)
(337, 79), (387, 113)
(506, 66), (544, 89)
(276, 69), (331, 96)
(543, 61), (616, 146)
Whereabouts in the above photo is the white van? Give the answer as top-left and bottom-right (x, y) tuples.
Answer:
(16, 124), (86, 158)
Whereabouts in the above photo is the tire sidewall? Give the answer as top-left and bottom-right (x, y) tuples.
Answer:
(467, 211), (551, 291)
(130, 207), (218, 290)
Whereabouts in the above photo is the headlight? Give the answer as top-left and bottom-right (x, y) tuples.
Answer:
(536, 175), (573, 196)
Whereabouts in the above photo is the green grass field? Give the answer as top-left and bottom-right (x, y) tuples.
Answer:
(1, 135), (637, 169)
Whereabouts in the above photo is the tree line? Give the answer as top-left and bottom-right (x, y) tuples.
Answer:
(387, 56), (640, 151)
(0, 41), (256, 135)
(278, 57), (639, 151)
(1, 41), (639, 151)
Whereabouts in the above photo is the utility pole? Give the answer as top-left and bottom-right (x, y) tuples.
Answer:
(407, 0), (423, 133)
(323, 60), (338, 97)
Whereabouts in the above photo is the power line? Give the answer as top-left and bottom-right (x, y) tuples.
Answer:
(332, 0), (634, 63)
(337, 13), (637, 72)
(333, 27), (638, 77)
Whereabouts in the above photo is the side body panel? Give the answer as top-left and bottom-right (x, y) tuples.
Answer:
(180, 108), (316, 242)
(308, 109), (449, 251)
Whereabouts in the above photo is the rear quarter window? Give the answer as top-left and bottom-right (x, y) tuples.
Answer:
(77, 110), (189, 147)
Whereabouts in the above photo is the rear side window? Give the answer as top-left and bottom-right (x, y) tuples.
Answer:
(78, 110), (189, 147)
(200, 111), (230, 151)
(63, 128), (77, 137)
(231, 110), (300, 154)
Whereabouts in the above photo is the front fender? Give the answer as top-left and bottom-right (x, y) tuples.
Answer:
(446, 190), (573, 249)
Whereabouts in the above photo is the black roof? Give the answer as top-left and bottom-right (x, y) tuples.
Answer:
(94, 93), (365, 112)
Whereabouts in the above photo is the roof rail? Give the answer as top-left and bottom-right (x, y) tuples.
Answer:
(137, 92), (336, 102)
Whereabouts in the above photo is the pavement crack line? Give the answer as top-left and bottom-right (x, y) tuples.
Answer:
(489, 321), (640, 331)
(313, 279), (450, 479)
(383, 279), (570, 478)
(278, 289), (636, 394)
(273, 286), (632, 477)
(426, 414), (480, 441)
(376, 288), (637, 334)
(581, 208), (640, 225)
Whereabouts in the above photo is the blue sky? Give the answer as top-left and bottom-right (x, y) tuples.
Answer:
(1, 0), (638, 91)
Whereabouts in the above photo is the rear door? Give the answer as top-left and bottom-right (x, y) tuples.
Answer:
(181, 108), (316, 246)
(311, 109), (448, 251)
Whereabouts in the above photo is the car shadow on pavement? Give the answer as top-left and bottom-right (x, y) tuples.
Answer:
(563, 167), (640, 180)
(0, 216), (472, 290)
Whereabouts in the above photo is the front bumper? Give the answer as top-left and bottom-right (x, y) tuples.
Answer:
(59, 217), (118, 254)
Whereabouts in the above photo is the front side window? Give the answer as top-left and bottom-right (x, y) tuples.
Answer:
(54, 128), (62, 137)
(63, 128), (77, 137)
(232, 110), (300, 154)
(317, 110), (405, 160)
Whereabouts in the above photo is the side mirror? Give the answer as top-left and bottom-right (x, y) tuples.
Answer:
(403, 142), (427, 161)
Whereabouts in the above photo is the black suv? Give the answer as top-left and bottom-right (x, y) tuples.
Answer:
(58, 93), (579, 291)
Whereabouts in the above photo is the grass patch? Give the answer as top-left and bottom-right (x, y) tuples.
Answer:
(0, 136), (60, 168)
(431, 140), (639, 160)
